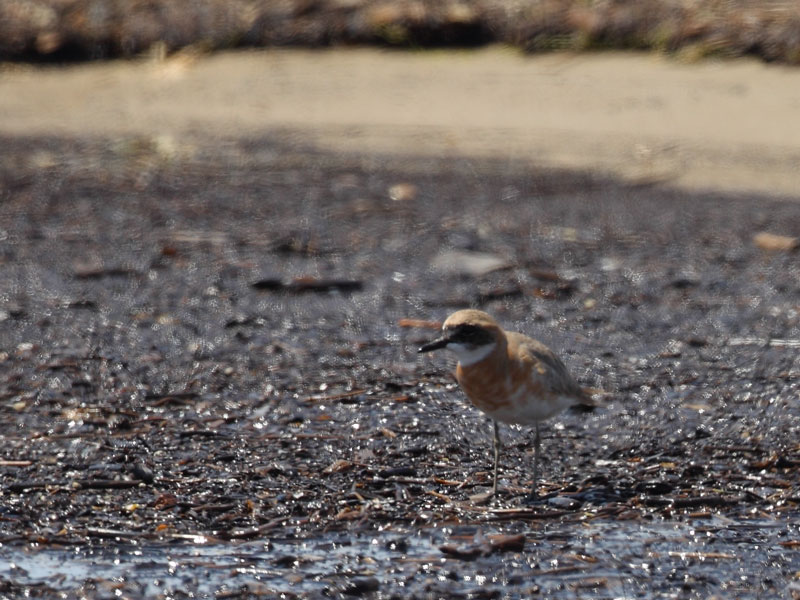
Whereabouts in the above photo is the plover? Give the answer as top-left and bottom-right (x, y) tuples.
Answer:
(419, 309), (598, 500)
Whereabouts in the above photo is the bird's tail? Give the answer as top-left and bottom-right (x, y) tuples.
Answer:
(571, 387), (610, 412)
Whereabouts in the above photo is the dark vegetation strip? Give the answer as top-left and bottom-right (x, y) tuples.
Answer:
(2, 1), (800, 65)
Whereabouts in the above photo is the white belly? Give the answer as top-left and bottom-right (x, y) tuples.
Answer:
(485, 394), (578, 424)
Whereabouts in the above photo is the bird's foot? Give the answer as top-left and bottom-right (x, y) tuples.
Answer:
(522, 492), (541, 506)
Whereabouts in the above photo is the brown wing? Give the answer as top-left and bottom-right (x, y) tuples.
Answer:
(507, 332), (595, 405)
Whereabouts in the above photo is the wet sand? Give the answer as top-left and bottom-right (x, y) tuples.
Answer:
(2, 49), (800, 598)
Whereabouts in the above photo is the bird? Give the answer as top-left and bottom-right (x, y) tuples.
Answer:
(418, 309), (599, 501)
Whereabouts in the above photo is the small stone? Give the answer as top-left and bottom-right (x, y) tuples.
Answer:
(547, 495), (581, 509)
(251, 277), (283, 291)
(669, 272), (700, 289)
(131, 463), (155, 484)
(323, 459), (353, 474)
(388, 183), (418, 202)
(488, 533), (526, 552)
(431, 250), (511, 277)
(342, 576), (380, 596)
(35, 31), (62, 54)
(753, 232), (799, 251)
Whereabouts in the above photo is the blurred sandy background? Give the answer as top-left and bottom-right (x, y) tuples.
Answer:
(3, 44), (800, 197)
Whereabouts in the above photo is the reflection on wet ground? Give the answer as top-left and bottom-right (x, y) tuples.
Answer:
(2, 517), (798, 597)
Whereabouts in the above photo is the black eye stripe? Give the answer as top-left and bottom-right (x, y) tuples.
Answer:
(448, 324), (484, 341)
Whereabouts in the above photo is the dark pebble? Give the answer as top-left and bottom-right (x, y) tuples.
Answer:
(634, 481), (675, 495)
(378, 467), (416, 478)
(130, 463), (155, 484)
(343, 577), (380, 596)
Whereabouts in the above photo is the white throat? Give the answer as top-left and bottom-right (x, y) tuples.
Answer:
(448, 342), (496, 367)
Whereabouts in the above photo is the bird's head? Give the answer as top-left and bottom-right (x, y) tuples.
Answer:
(418, 309), (503, 366)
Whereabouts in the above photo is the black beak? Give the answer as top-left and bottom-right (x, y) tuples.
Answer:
(418, 336), (450, 353)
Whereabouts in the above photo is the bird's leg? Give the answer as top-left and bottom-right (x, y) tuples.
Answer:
(529, 421), (541, 501)
(492, 420), (500, 496)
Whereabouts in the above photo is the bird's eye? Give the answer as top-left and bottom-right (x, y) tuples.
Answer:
(456, 325), (479, 339)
